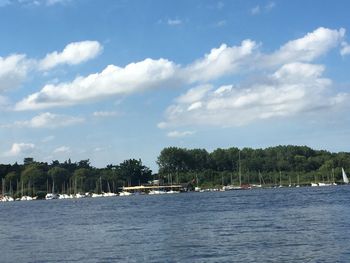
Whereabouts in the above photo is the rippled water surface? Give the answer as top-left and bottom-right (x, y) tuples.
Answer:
(1, 186), (350, 262)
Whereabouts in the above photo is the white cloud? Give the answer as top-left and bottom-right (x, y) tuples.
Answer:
(0, 54), (30, 91)
(341, 41), (350, 56)
(160, 62), (345, 128)
(4, 143), (35, 157)
(39, 41), (102, 70)
(9, 112), (84, 128)
(184, 40), (257, 83)
(167, 19), (182, 26)
(13, 27), (347, 112)
(53, 145), (70, 154)
(176, 84), (213, 104)
(16, 58), (178, 110)
(167, 130), (195, 138)
(251, 5), (260, 15)
(93, 111), (119, 117)
(0, 41), (101, 92)
(263, 27), (345, 66)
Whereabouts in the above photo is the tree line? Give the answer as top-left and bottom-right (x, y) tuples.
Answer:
(0, 158), (152, 197)
(157, 145), (350, 187)
(1, 145), (350, 197)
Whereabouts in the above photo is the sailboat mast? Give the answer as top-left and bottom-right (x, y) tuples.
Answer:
(259, 171), (261, 185)
(1, 178), (5, 195)
(239, 150), (242, 187)
(279, 171), (282, 186)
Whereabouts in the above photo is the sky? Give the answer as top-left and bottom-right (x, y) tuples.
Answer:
(0, 0), (350, 171)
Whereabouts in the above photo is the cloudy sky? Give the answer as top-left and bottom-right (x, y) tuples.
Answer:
(1, 0), (350, 171)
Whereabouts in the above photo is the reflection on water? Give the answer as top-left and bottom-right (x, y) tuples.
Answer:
(1, 186), (350, 262)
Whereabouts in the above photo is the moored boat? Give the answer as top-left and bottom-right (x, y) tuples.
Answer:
(45, 193), (58, 200)
(342, 168), (349, 184)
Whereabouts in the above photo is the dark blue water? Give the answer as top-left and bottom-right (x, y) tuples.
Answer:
(1, 186), (350, 262)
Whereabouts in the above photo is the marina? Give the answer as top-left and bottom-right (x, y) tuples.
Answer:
(1, 177), (348, 202)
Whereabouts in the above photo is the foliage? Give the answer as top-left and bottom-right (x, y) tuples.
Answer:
(157, 145), (350, 187)
(0, 158), (152, 195)
(1, 145), (350, 195)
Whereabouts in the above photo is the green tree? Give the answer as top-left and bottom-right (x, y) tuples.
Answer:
(21, 163), (47, 192)
(119, 159), (152, 186)
(48, 167), (70, 192)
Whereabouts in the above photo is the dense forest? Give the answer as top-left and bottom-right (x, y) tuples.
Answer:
(0, 158), (152, 198)
(1, 145), (350, 197)
(157, 145), (350, 188)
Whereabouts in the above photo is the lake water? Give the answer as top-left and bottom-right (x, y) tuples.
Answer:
(1, 186), (350, 262)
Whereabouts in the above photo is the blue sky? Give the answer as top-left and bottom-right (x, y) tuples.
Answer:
(1, 0), (350, 171)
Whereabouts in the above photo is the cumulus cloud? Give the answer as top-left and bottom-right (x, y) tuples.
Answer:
(13, 27), (347, 112)
(184, 40), (257, 82)
(341, 41), (350, 56)
(0, 54), (30, 91)
(0, 40), (101, 93)
(263, 27), (345, 66)
(159, 62), (345, 128)
(175, 84), (213, 104)
(16, 58), (178, 110)
(4, 143), (35, 157)
(39, 41), (102, 70)
(167, 130), (195, 138)
(4, 112), (84, 128)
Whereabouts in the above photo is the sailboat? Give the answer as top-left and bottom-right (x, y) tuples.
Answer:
(332, 168), (337, 185)
(20, 181), (33, 201)
(278, 171), (283, 188)
(311, 174), (318, 187)
(251, 171), (263, 188)
(103, 181), (117, 197)
(288, 175), (292, 187)
(342, 168), (349, 184)
(296, 174), (300, 188)
(45, 180), (58, 200)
